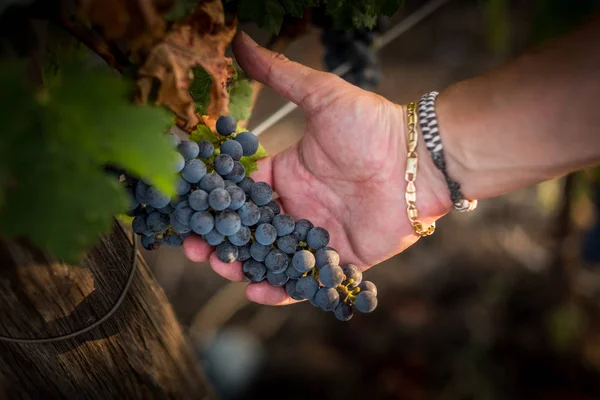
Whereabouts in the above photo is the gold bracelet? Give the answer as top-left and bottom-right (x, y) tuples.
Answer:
(405, 102), (435, 237)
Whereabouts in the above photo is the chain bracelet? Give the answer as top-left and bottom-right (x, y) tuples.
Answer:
(404, 102), (435, 237)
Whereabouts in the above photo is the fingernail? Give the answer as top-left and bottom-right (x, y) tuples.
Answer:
(241, 31), (259, 47)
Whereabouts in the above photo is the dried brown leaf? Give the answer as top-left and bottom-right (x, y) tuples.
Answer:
(137, 0), (236, 129)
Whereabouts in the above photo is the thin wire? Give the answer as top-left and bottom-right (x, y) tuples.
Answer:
(0, 233), (138, 344)
(250, 0), (452, 136)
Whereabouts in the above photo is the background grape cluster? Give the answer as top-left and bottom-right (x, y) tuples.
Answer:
(319, 17), (388, 90)
(125, 116), (378, 321)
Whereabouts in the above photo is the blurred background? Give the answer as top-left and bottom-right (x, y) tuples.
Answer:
(143, 1), (600, 399)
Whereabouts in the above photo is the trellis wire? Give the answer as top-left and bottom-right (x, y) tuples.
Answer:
(250, 0), (453, 136)
(0, 233), (138, 344)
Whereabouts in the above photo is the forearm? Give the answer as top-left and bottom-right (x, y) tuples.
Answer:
(436, 11), (600, 200)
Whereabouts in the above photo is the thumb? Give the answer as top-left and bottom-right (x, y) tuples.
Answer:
(232, 31), (336, 113)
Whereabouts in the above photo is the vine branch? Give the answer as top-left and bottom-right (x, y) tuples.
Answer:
(59, 15), (132, 73)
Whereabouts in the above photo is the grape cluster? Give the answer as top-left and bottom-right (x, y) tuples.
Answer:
(321, 26), (382, 90)
(126, 116), (378, 321)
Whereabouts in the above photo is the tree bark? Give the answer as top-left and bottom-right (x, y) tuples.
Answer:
(0, 222), (210, 399)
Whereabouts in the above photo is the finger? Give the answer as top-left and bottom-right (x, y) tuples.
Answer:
(209, 252), (245, 282)
(183, 235), (213, 262)
(246, 281), (301, 306)
(232, 31), (335, 113)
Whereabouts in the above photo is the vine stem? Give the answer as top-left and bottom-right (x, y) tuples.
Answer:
(59, 15), (132, 73)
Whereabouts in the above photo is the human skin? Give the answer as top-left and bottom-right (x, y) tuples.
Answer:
(184, 12), (600, 306)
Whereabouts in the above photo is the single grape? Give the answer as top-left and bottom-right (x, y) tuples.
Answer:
(174, 201), (194, 225)
(238, 177), (255, 194)
(272, 214), (295, 237)
(147, 211), (169, 234)
(170, 213), (191, 234)
(238, 202), (261, 226)
(223, 180), (236, 189)
(175, 177), (191, 196)
(216, 115), (237, 136)
(255, 223), (277, 246)
(214, 153), (234, 176)
(266, 200), (281, 215)
(182, 159), (207, 183)
(236, 243), (252, 261)
(277, 235), (298, 254)
(216, 241), (239, 263)
(235, 131), (259, 156)
(147, 187), (170, 208)
(174, 153), (185, 173)
(314, 287), (340, 311)
(220, 140), (243, 161)
(295, 276), (319, 300)
(334, 303), (354, 322)
(285, 263), (304, 279)
(158, 204), (174, 214)
(319, 264), (344, 288)
(223, 161), (245, 183)
(306, 227), (330, 249)
(190, 211), (214, 235)
(203, 229), (224, 246)
(341, 263), (362, 288)
(226, 186), (246, 210)
(265, 249), (289, 274)
(208, 188), (231, 211)
(250, 182), (273, 206)
(315, 247), (340, 269)
(354, 291), (377, 313)
(167, 133), (181, 148)
(178, 140), (200, 160)
(258, 206), (274, 224)
(292, 219), (313, 241)
(250, 242), (271, 262)
(267, 271), (289, 287)
(292, 250), (315, 273)
(285, 279), (304, 301)
(164, 234), (184, 248)
(141, 235), (159, 250)
(132, 215), (150, 235)
(198, 140), (215, 158)
(228, 225), (251, 246)
(215, 210), (241, 236)
(242, 259), (267, 283)
(200, 172), (225, 192)
(188, 189), (209, 211)
(358, 280), (377, 296)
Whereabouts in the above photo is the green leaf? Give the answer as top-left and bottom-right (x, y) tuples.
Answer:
(238, 0), (285, 34)
(280, 0), (307, 18)
(164, 0), (199, 21)
(190, 66), (212, 115)
(190, 124), (220, 144)
(0, 61), (177, 262)
(50, 65), (177, 195)
(325, 0), (402, 29)
(0, 150), (127, 263)
(228, 78), (253, 121)
(240, 143), (268, 177)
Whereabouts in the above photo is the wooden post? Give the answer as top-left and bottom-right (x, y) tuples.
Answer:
(0, 223), (209, 399)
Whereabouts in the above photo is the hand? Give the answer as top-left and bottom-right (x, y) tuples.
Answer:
(183, 32), (451, 305)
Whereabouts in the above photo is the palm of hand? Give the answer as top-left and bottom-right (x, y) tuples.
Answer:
(269, 87), (417, 268)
